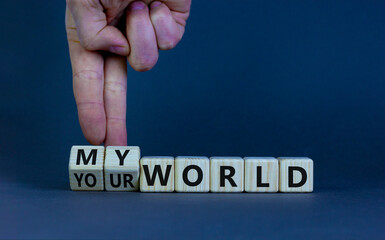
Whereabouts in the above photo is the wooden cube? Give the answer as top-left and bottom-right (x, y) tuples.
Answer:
(279, 157), (313, 192)
(140, 156), (174, 192)
(104, 146), (140, 191)
(244, 157), (278, 192)
(69, 146), (105, 191)
(175, 156), (210, 192)
(210, 157), (244, 192)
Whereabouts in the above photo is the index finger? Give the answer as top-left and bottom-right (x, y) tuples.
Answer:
(66, 7), (106, 145)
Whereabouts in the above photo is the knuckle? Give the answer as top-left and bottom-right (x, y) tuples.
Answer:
(80, 28), (107, 51)
(80, 37), (96, 51)
(152, 13), (167, 25)
(73, 70), (103, 83)
(105, 81), (127, 94)
(80, 0), (101, 9)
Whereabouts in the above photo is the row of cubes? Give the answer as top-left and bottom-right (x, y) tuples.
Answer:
(69, 146), (313, 193)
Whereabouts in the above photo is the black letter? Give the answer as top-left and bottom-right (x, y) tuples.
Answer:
(74, 173), (84, 187)
(183, 165), (203, 186)
(76, 149), (97, 165)
(123, 174), (134, 188)
(288, 166), (307, 187)
(109, 174), (121, 188)
(257, 166), (269, 187)
(85, 173), (97, 187)
(143, 165), (172, 186)
(109, 174), (134, 188)
(116, 149), (130, 166)
(220, 166), (237, 187)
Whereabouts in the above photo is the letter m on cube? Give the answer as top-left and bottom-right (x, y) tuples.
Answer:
(69, 146), (105, 191)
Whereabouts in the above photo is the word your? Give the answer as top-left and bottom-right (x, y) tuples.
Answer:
(69, 146), (313, 193)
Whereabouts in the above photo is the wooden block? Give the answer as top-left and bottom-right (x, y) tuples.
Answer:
(69, 146), (105, 191)
(279, 157), (313, 192)
(210, 157), (244, 192)
(244, 157), (278, 192)
(140, 156), (174, 192)
(175, 156), (210, 192)
(104, 146), (140, 191)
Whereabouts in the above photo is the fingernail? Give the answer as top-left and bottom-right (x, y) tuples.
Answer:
(151, 1), (162, 9)
(110, 46), (127, 55)
(130, 2), (145, 11)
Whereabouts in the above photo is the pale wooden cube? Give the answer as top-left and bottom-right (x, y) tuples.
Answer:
(69, 146), (105, 191)
(244, 157), (278, 192)
(279, 157), (314, 193)
(140, 156), (175, 192)
(175, 156), (210, 192)
(104, 146), (140, 191)
(210, 157), (244, 192)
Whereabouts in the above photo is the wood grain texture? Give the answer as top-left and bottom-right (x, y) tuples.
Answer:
(244, 157), (278, 192)
(175, 156), (210, 192)
(69, 146), (105, 191)
(278, 157), (313, 193)
(210, 157), (244, 192)
(104, 146), (140, 191)
(140, 156), (175, 192)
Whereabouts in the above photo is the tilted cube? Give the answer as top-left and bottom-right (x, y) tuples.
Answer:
(69, 146), (105, 191)
(104, 146), (140, 191)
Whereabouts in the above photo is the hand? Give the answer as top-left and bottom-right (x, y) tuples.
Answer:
(66, 0), (191, 146)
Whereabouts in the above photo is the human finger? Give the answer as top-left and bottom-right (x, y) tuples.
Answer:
(149, 1), (182, 50)
(66, 7), (106, 145)
(67, 0), (129, 55)
(103, 55), (127, 146)
(126, 1), (158, 71)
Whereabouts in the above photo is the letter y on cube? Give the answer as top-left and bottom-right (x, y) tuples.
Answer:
(104, 146), (140, 191)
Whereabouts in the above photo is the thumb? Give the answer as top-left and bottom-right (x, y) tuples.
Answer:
(66, 0), (129, 56)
